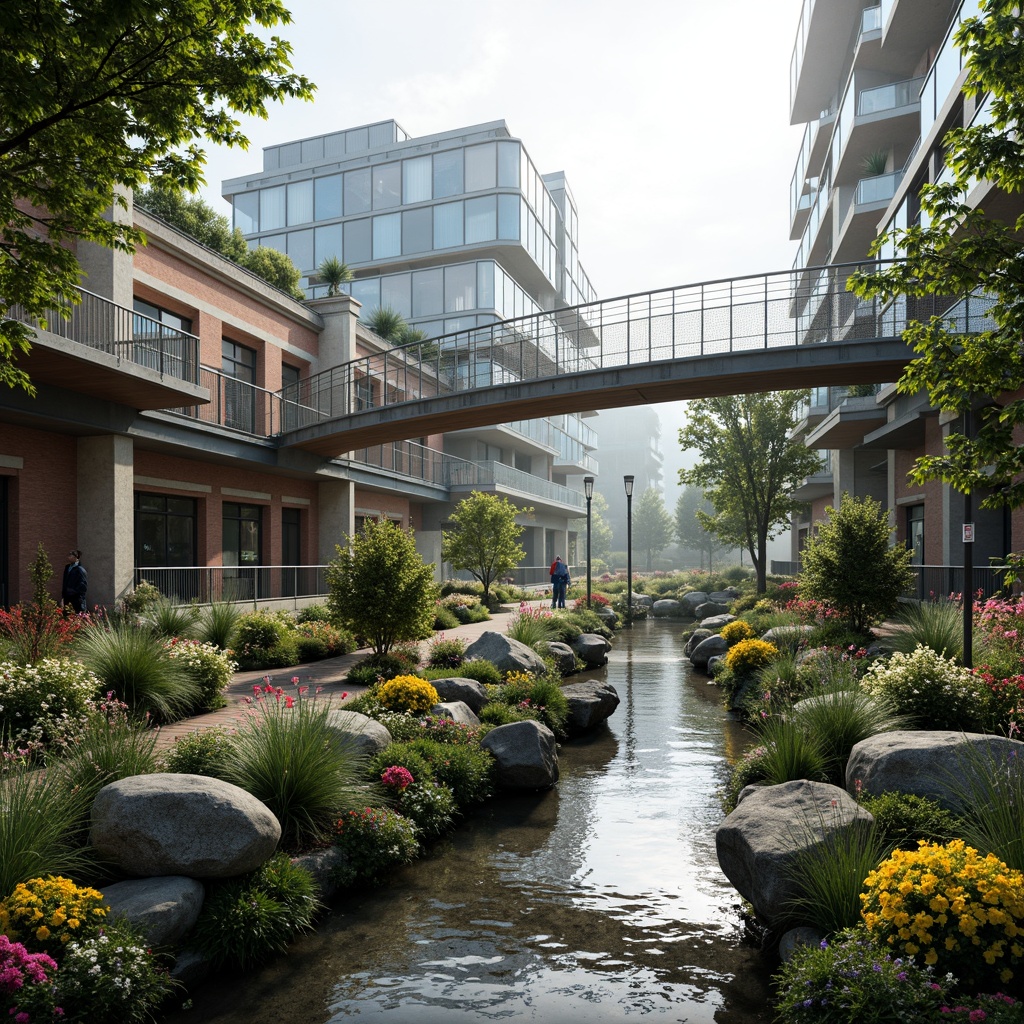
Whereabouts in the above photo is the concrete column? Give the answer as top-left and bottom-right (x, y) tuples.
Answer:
(308, 294), (362, 371)
(416, 531), (444, 582)
(76, 189), (134, 308)
(76, 435), (134, 607)
(318, 479), (355, 563)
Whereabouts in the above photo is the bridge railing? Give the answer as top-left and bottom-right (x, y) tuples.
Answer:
(284, 262), (994, 427)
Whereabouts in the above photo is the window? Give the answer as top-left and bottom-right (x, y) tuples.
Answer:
(433, 201), (464, 249)
(403, 156), (432, 204)
(402, 207), (432, 254)
(350, 278), (381, 312)
(373, 213), (401, 259)
(433, 149), (463, 198)
(132, 299), (192, 374)
(344, 168), (372, 215)
(286, 181), (313, 225)
(135, 493), (196, 569)
(281, 363), (301, 431)
(445, 263), (476, 312)
(222, 503), (262, 600)
(497, 142), (520, 187)
(907, 504), (925, 565)
(222, 339), (257, 432)
(281, 507), (301, 596)
(344, 218), (372, 263)
(465, 195), (497, 243)
(372, 162), (401, 209)
(465, 143), (496, 191)
(260, 186), (286, 231)
(498, 195), (520, 240)
(412, 268), (444, 317)
(314, 175), (342, 220)
(314, 223), (343, 268)
(233, 192), (259, 234)
(287, 229), (314, 272)
(381, 274), (412, 319)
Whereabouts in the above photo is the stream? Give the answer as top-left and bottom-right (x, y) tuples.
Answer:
(165, 620), (773, 1023)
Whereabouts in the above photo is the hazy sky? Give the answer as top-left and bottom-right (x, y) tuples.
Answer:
(195, 0), (805, 505)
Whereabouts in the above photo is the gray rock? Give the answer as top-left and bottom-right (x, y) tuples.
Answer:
(561, 680), (620, 735)
(325, 709), (392, 757)
(684, 629), (713, 657)
(699, 614), (737, 630)
(545, 640), (578, 675)
(170, 948), (212, 988)
(653, 599), (684, 618)
(480, 720), (559, 791)
(680, 592), (709, 616)
(709, 590), (739, 604)
(430, 677), (488, 713)
(291, 846), (349, 903)
(716, 779), (874, 927)
(595, 606), (618, 627)
(90, 774), (281, 879)
(689, 634), (729, 671)
(572, 633), (610, 668)
(779, 926), (826, 963)
(707, 654), (727, 678)
(695, 601), (730, 619)
(763, 624), (816, 648)
(465, 631), (547, 675)
(846, 731), (1024, 811)
(101, 876), (205, 947)
(431, 700), (481, 727)
(632, 593), (654, 609)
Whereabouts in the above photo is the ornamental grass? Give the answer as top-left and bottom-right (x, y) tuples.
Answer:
(860, 839), (1024, 991)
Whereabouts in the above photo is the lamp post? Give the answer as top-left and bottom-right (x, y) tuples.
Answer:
(624, 475), (634, 625)
(583, 476), (595, 609)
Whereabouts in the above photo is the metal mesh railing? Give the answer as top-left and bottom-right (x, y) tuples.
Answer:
(134, 565), (329, 605)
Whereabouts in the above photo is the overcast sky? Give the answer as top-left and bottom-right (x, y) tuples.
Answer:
(196, 0), (805, 506)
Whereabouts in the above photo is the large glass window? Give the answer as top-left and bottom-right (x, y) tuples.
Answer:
(465, 195), (497, 243)
(445, 263), (476, 312)
(433, 201), (464, 248)
(402, 208), (432, 254)
(465, 143), (496, 192)
(233, 192), (259, 234)
(135, 493), (196, 568)
(907, 504), (925, 565)
(287, 229), (313, 272)
(373, 213), (401, 259)
(497, 142), (520, 187)
(351, 278), (381, 312)
(403, 156), (432, 204)
(314, 175), (342, 220)
(344, 168), (371, 215)
(433, 149), (464, 198)
(222, 338), (257, 432)
(286, 181), (313, 225)
(344, 218), (372, 263)
(498, 195), (520, 239)
(381, 274), (412, 319)
(222, 502), (262, 600)
(372, 162), (401, 209)
(477, 262), (495, 310)
(132, 298), (192, 373)
(412, 268), (443, 317)
(281, 507), (301, 596)
(314, 223), (343, 268)
(260, 186), (286, 232)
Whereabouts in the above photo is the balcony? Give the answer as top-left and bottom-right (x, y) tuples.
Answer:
(8, 289), (207, 409)
(804, 391), (886, 448)
(791, 450), (834, 501)
(833, 170), (905, 261)
(446, 459), (585, 514)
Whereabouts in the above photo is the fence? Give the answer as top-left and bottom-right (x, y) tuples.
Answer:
(134, 565), (329, 606)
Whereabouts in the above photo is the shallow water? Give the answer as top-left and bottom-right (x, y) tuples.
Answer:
(165, 621), (772, 1024)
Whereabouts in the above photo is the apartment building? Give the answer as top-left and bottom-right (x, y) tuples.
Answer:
(220, 118), (600, 580)
(785, 0), (1021, 589)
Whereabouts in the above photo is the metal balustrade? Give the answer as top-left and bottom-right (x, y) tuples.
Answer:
(135, 565), (329, 605)
(8, 288), (200, 382)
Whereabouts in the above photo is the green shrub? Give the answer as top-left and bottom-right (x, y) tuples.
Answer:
(294, 620), (354, 661)
(333, 807), (419, 885)
(548, 614), (583, 644)
(506, 607), (559, 649)
(805, 621), (874, 650)
(0, 658), (99, 751)
(145, 597), (199, 639)
(749, 715), (827, 786)
(368, 743), (434, 786)
(392, 780), (456, 839)
(860, 644), (989, 730)
(221, 695), (368, 850)
(432, 605), (460, 630)
(233, 611), (299, 670)
(162, 637), (236, 712)
(479, 701), (531, 728)
(191, 853), (319, 970)
(160, 727), (234, 777)
(195, 599), (242, 651)
(427, 634), (466, 669)
(889, 598), (964, 659)
(858, 790), (963, 851)
(346, 651), (419, 687)
(75, 619), (200, 721)
(120, 580), (161, 618)
(562, 607), (613, 638)
(404, 738), (495, 807)
(494, 672), (569, 738)
(722, 743), (770, 812)
(296, 603), (333, 624)
(452, 659), (502, 686)
(773, 926), (945, 1024)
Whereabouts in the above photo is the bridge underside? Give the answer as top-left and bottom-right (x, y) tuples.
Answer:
(282, 337), (913, 457)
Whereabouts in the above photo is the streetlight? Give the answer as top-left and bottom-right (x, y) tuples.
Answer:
(624, 474), (634, 626)
(583, 476), (595, 609)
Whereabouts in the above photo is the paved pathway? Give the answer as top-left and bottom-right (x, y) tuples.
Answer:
(155, 604), (518, 750)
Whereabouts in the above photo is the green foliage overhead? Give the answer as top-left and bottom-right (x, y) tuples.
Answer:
(0, 0), (315, 391)
(679, 392), (822, 592)
(632, 487), (674, 570)
(850, 0), (1024, 508)
(327, 518), (438, 656)
(799, 494), (914, 634)
(441, 491), (530, 604)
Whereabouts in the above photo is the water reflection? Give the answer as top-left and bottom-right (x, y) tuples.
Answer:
(163, 621), (771, 1024)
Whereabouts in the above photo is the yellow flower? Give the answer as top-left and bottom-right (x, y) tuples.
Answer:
(35, 925), (50, 941)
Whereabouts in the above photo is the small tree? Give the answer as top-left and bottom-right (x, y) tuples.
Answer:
(632, 487), (674, 570)
(240, 246), (305, 300)
(442, 492), (530, 606)
(316, 255), (352, 297)
(325, 518), (438, 656)
(799, 494), (914, 635)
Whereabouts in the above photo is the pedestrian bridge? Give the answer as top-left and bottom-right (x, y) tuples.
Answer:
(278, 262), (989, 456)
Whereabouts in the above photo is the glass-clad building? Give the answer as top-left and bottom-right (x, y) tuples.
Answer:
(222, 119), (596, 338)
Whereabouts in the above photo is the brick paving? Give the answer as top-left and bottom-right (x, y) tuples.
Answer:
(154, 605), (518, 751)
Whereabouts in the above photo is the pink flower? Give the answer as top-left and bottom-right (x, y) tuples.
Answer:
(284, 696), (295, 708)
(381, 765), (414, 790)
(263, 683), (273, 693)
(252, 685), (261, 696)
(291, 676), (300, 685)
(341, 691), (349, 698)
(298, 686), (308, 696)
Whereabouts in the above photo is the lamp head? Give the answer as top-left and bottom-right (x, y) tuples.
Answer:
(583, 476), (594, 499)
(623, 475), (635, 498)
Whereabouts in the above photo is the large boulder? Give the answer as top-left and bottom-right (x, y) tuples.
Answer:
(561, 680), (620, 736)
(101, 876), (205, 947)
(709, 589), (740, 604)
(653, 599), (684, 618)
(689, 634), (729, 672)
(429, 677), (488, 714)
(763, 624), (816, 647)
(465, 631), (547, 675)
(680, 592), (709, 617)
(91, 774), (281, 879)
(572, 633), (611, 668)
(431, 701), (481, 727)
(716, 779), (874, 927)
(291, 846), (351, 903)
(846, 731), (1024, 811)
(480, 720), (559, 791)
(325, 709), (392, 757)
(545, 641), (578, 675)
(595, 606), (618, 628)
(684, 629), (713, 657)
(631, 593), (654, 609)
(695, 601), (730, 619)
(699, 614), (736, 630)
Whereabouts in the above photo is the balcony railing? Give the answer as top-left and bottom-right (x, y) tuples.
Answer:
(7, 289), (200, 383)
(446, 460), (586, 511)
(856, 170), (904, 206)
(134, 565), (329, 605)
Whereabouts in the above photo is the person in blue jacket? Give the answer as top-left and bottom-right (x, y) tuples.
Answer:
(62, 549), (88, 613)
(550, 555), (570, 609)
